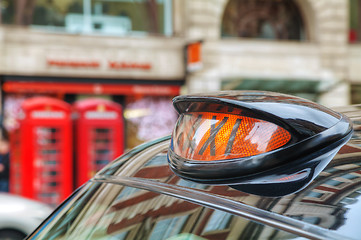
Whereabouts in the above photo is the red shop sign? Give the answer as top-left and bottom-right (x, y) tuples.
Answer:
(47, 59), (100, 68)
(47, 59), (152, 70)
(109, 61), (152, 70)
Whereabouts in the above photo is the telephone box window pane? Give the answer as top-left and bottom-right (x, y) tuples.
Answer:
(90, 127), (113, 171)
(34, 127), (62, 205)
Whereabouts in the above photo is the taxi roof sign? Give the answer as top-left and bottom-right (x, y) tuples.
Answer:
(167, 91), (353, 197)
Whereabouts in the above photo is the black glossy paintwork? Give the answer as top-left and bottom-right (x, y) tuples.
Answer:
(173, 91), (341, 138)
(168, 91), (353, 196)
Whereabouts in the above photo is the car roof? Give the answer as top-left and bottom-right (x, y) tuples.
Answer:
(94, 105), (361, 240)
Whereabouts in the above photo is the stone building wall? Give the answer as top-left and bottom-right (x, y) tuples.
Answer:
(0, 0), (360, 107)
(0, 27), (185, 80)
(183, 0), (353, 107)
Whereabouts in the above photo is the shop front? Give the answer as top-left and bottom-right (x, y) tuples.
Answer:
(0, 27), (185, 150)
(3, 81), (181, 150)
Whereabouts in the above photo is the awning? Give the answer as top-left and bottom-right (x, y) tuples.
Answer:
(3, 82), (180, 96)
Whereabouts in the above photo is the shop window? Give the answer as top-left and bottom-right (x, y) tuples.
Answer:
(1, 0), (173, 36)
(349, 0), (361, 43)
(221, 0), (306, 41)
(3, 93), (58, 131)
(124, 96), (178, 149)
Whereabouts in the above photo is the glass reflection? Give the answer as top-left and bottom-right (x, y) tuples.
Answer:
(172, 112), (290, 161)
(30, 131), (361, 240)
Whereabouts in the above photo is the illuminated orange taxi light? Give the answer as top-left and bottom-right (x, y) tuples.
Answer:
(173, 112), (291, 161)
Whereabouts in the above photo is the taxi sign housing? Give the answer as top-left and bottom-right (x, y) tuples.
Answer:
(167, 91), (353, 196)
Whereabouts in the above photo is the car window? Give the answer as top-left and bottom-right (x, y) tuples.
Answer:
(111, 139), (361, 240)
(29, 181), (304, 240)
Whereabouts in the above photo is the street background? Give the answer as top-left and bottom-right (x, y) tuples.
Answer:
(0, 0), (360, 205)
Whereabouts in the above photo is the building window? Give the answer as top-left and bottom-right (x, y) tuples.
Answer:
(324, 179), (344, 187)
(203, 210), (232, 234)
(306, 191), (324, 199)
(149, 215), (189, 240)
(324, 167), (339, 174)
(303, 216), (321, 225)
(341, 173), (359, 180)
(349, 0), (361, 43)
(221, 0), (306, 41)
(1, 0), (173, 36)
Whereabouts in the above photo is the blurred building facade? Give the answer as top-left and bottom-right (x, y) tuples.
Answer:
(184, 0), (360, 107)
(0, 0), (183, 149)
(0, 0), (360, 146)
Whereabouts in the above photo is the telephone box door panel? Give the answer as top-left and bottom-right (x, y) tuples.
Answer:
(74, 98), (124, 187)
(10, 97), (72, 206)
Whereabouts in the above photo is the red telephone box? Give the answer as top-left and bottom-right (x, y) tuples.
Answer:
(10, 97), (73, 206)
(73, 98), (124, 187)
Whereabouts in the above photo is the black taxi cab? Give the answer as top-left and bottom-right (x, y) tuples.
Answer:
(27, 91), (361, 240)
